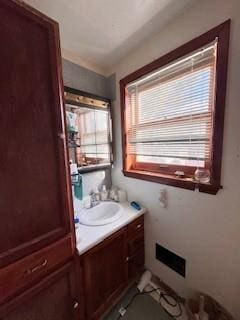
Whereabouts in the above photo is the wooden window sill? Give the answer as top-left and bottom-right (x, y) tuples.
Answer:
(123, 169), (222, 195)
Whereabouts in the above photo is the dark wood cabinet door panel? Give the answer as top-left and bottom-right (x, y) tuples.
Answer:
(128, 249), (145, 279)
(0, 1), (74, 267)
(0, 236), (74, 305)
(83, 228), (128, 319)
(128, 230), (144, 256)
(0, 262), (80, 320)
(127, 216), (144, 239)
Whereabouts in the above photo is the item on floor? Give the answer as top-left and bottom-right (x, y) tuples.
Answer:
(104, 286), (173, 320)
(186, 295), (208, 320)
(137, 270), (152, 292)
(108, 271), (183, 319)
(130, 201), (141, 211)
(119, 293), (174, 320)
(185, 293), (234, 320)
(135, 270), (183, 318)
(118, 189), (127, 202)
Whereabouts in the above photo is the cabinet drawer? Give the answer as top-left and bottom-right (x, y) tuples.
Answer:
(0, 262), (80, 320)
(128, 230), (144, 256)
(127, 216), (144, 239)
(0, 236), (73, 305)
(128, 250), (145, 279)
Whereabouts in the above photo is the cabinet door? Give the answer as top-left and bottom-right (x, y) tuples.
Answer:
(83, 228), (128, 319)
(128, 249), (145, 279)
(0, 0), (73, 267)
(0, 263), (80, 320)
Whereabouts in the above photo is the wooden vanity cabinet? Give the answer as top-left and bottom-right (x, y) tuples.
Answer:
(0, 263), (80, 320)
(82, 228), (128, 320)
(81, 215), (145, 320)
(0, 0), (74, 268)
(127, 216), (145, 279)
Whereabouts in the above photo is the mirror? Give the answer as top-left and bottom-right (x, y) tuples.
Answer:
(65, 87), (113, 172)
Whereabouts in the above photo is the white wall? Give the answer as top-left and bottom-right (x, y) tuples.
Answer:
(111, 0), (240, 317)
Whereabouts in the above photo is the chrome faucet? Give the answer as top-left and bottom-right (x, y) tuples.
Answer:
(89, 191), (100, 208)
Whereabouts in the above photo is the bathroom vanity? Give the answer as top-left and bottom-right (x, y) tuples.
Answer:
(76, 203), (146, 319)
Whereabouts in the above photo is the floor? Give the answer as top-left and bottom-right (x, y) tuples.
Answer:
(104, 285), (188, 320)
(148, 285), (188, 320)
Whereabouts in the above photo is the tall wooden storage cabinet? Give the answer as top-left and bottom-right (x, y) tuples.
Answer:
(0, 1), (79, 319)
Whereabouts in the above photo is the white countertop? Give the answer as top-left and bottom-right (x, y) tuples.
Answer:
(75, 202), (146, 255)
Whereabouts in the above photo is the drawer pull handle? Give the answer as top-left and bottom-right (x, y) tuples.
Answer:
(136, 224), (142, 229)
(73, 302), (79, 309)
(26, 259), (48, 274)
(126, 257), (129, 262)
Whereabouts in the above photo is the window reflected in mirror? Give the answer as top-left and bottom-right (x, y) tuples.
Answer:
(65, 88), (112, 172)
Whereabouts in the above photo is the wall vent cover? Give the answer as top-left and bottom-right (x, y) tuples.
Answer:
(156, 243), (186, 277)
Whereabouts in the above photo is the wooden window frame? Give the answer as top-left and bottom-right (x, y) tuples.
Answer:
(120, 20), (230, 194)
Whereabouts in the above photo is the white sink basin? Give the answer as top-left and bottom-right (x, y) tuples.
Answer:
(79, 202), (122, 226)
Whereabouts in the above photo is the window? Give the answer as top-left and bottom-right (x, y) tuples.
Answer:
(76, 107), (111, 166)
(65, 88), (112, 172)
(120, 21), (230, 194)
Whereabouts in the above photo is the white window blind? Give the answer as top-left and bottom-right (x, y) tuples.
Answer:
(125, 41), (217, 169)
(76, 107), (111, 165)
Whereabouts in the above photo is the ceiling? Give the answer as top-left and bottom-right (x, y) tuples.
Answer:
(24, 0), (195, 74)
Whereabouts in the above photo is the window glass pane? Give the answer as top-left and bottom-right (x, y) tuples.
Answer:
(125, 41), (217, 170)
(66, 104), (111, 168)
(138, 67), (212, 124)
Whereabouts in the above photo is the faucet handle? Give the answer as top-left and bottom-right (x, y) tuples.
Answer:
(88, 190), (100, 207)
(89, 190), (96, 199)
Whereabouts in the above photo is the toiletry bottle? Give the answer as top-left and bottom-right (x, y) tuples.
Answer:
(94, 187), (100, 202)
(118, 189), (127, 202)
(109, 186), (116, 200)
(101, 185), (108, 201)
(109, 186), (119, 202)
